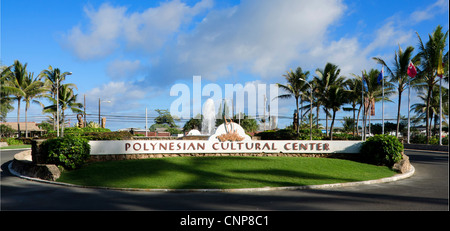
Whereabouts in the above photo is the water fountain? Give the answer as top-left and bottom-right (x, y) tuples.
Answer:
(201, 98), (216, 135)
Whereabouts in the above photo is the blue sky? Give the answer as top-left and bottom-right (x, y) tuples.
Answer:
(1, 0), (449, 131)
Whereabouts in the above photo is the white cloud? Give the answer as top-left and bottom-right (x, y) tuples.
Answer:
(409, 0), (449, 24)
(63, 3), (127, 60)
(84, 81), (148, 112)
(63, 0), (213, 60)
(106, 59), (144, 80)
(146, 0), (347, 84)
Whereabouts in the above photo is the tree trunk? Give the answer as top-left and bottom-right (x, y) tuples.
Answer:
(396, 92), (402, 137)
(352, 105), (356, 137)
(325, 109), (329, 137)
(316, 105), (320, 129)
(425, 85), (432, 144)
(296, 97), (299, 134)
(61, 109), (65, 137)
(300, 100), (303, 125)
(25, 105), (28, 138)
(356, 105), (362, 137)
(330, 110), (336, 140)
(17, 100), (21, 138)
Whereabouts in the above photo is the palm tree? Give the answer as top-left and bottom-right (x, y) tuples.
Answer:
(1, 65), (14, 121)
(1, 60), (29, 137)
(361, 69), (395, 136)
(373, 45), (415, 137)
(411, 85), (449, 135)
(343, 78), (363, 136)
(44, 84), (83, 137)
(313, 63), (345, 136)
(277, 67), (310, 134)
(414, 25), (448, 143)
(22, 72), (47, 137)
(39, 65), (75, 130)
(324, 85), (349, 140)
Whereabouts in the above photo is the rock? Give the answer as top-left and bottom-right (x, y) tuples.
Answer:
(392, 153), (412, 174)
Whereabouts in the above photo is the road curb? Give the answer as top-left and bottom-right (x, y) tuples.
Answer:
(8, 160), (415, 193)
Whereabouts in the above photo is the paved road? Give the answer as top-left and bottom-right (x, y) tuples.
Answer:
(1, 149), (448, 211)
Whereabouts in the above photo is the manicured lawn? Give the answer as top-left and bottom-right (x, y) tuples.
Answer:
(0, 145), (31, 150)
(57, 156), (397, 189)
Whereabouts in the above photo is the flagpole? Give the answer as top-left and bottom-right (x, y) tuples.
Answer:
(407, 61), (417, 144)
(439, 76), (442, 145)
(382, 66), (384, 135)
(407, 77), (411, 144)
(362, 72), (365, 141)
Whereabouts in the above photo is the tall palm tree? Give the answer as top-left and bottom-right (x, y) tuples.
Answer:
(354, 69), (395, 137)
(324, 85), (349, 140)
(277, 67), (310, 134)
(411, 85), (449, 135)
(1, 60), (28, 137)
(313, 63), (345, 136)
(39, 65), (76, 130)
(1, 65), (15, 121)
(44, 84), (83, 137)
(373, 45), (415, 137)
(414, 25), (448, 143)
(22, 72), (47, 137)
(343, 78), (363, 136)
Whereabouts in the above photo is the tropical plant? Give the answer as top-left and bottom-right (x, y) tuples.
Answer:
(343, 78), (363, 136)
(361, 134), (403, 167)
(39, 65), (76, 130)
(1, 60), (29, 137)
(154, 109), (179, 128)
(323, 85), (349, 140)
(44, 84), (83, 137)
(21, 72), (47, 137)
(414, 25), (448, 143)
(43, 135), (90, 170)
(352, 69), (395, 137)
(276, 66), (310, 134)
(313, 63), (346, 137)
(411, 85), (449, 134)
(373, 45), (415, 137)
(0, 65), (14, 121)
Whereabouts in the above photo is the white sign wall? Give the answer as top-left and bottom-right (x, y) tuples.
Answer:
(89, 140), (362, 155)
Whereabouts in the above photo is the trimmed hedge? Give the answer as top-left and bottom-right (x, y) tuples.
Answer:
(43, 136), (91, 170)
(360, 134), (403, 167)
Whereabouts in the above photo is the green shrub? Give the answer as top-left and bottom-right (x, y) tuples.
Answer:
(44, 131), (132, 140)
(5, 137), (23, 145)
(82, 131), (133, 140)
(360, 134), (403, 167)
(257, 129), (298, 140)
(43, 136), (91, 170)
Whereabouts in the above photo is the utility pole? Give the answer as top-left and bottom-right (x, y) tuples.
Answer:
(145, 107), (148, 137)
(84, 94), (87, 127)
(263, 94), (266, 131)
(98, 98), (101, 125)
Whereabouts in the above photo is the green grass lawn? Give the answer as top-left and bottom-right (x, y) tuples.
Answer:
(0, 144), (31, 150)
(57, 156), (397, 189)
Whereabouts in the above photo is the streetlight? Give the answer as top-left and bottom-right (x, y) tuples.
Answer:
(56, 72), (72, 137)
(98, 98), (111, 126)
(299, 78), (313, 140)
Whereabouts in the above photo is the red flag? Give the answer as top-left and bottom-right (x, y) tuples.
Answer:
(407, 61), (417, 78)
